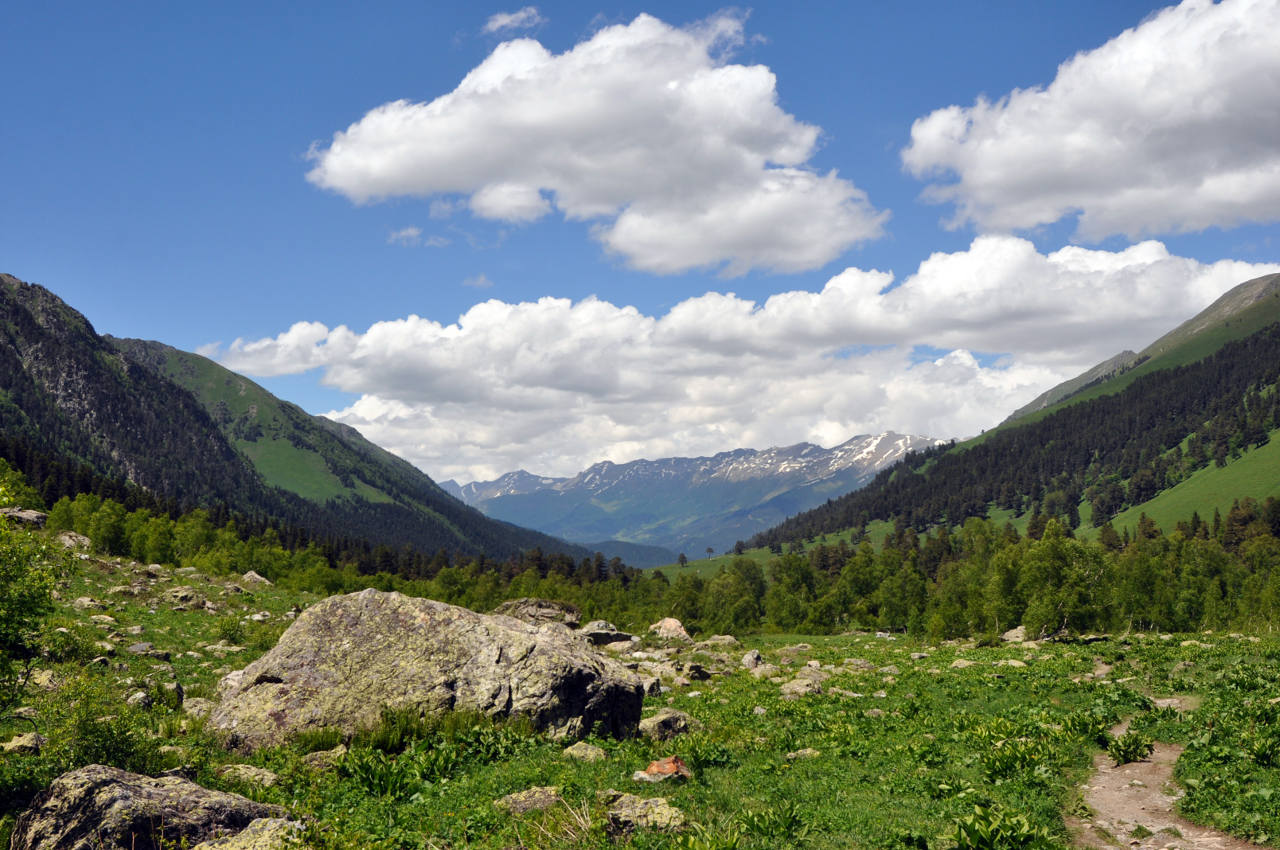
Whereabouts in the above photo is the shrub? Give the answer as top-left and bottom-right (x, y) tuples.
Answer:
(1108, 731), (1155, 765)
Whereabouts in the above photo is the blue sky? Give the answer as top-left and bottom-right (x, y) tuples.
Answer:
(4, 1), (1279, 482)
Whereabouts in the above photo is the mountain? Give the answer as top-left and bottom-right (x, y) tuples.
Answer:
(452, 433), (942, 558)
(0, 273), (584, 560)
(1004, 272), (1280, 425)
(752, 273), (1280, 548)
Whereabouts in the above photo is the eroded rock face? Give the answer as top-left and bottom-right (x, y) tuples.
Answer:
(210, 589), (643, 751)
(10, 764), (285, 850)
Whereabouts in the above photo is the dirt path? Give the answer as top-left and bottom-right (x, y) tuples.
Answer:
(1070, 698), (1259, 850)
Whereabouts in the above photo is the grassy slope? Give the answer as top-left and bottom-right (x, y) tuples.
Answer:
(1106, 434), (1280, 537)
(7, 536), (1279, 848)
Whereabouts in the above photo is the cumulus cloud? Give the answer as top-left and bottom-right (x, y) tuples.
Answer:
(483, 6), (545, 34)
(902, 0), (1280, 239)
(306, 12), (886, 275)
(211, 237), (1278, 481)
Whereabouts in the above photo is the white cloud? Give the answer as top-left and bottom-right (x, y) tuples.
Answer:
(424, 235), (450, 248)
(902, 0), (1280, 239)
(483, 6), (545, 35)
(387, 226), (422, 246)
(210, 237), (1278, 481)
(306, 12), (886, 275)
(463, 273), (494, 288)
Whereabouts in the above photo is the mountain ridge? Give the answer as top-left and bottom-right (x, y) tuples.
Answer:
(452, 432), (943, 557)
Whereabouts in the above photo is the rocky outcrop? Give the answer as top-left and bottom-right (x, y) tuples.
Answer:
(491, 597), (581, 628)
(0, 507), (46, 527)
(9, 763), (285, 850)
(210, 589), (643, 751)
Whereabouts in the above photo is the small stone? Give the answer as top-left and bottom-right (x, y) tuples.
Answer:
(752, 706), (767, 716)
(640, 708), (701, 741)
(785, 747), (820, 760)
(301, 744), (347, 771)
(126, 690), (153, 709)
(563, 741), (606, 762)
(217, 764), (279, 789)
(495, 786), (561, 815)
(648, 618), (690, 642)
(950, 658), (976, 669)
(72, 597), (104, 611)
(780, 678), (822, 697)
(741, 649), (762, 669)
(241, 571), (272, 586)
(996, 659), (1027, 668)
(2, 732), (46, 755)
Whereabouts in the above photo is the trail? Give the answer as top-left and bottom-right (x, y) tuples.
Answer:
(1070, 698), (1260, 850)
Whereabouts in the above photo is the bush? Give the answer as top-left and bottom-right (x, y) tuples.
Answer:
(0, 526), (58, 710)
(1108, 731), (1155, 765)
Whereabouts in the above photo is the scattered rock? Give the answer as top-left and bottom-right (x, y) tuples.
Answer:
(240, 571), (273, 586)
(495, 786), (562, 815)
(786, 747), (821, 760)
(210, 589), (644, 752)
(9, 764), (286, 850)
(578, 620), (633, 646)
(29, 669), (56, 690)
(639, 708), (701, 741)
(1002, 625), (1027, 643)
(190, 817), (304, 850)
(0, 508), (47, 527)
(301, 744), (347, 772)
(632, 755), (692, 783)
(749, 663), (780, 679)
(492, 598), (581, 629)
(72, 597), (105, 611)
(563, 741), (606, 762)
(2, 732), (46, 755)
(780, 678), (822, 697)
(741, 649), (762, 669)
(696, 635), (740, 649)
(126, 690), (153, 709)
(996, 659), (1027, 668)
(217, 765), (279, 789)
(56, 531), (91, 550)
(949, 659), (976, 669)
(648, 618), (690, 642)
(607, 794), (685, 834)
(752, 705), (767, 716)
(162, 586), (204, 608)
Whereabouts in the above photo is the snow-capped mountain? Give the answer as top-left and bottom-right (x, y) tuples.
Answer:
(447, 432), (943, 560)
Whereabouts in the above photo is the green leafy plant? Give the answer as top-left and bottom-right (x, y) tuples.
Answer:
(1108, 731), (1155, 765)
(947, 804), (1056, 849)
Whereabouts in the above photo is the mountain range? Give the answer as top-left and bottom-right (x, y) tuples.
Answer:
(443, 432), (942, 562)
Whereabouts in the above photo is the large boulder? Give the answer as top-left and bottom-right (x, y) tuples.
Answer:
(210, 589), (643, 751)
(10, 764), (285, 850)
(491, 597), (581, 629)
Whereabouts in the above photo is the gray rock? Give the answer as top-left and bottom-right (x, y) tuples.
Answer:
(639, 708), (701, 741)
(56, 531), (91, 550)
(1001, 625), (1027, 643)
(563, 741), (606, 762)
(780, 678), (822, 697)
(184, 698), (216, 719)
(217, 765), (279, 789)
(495, 786), (561, 815)
(492, 598), (581, 629)
(606, 794), (685, 834)
(190, 818), (303, 850)
(301, 744), (347, 772)
(741, 649), (762, 669)
(210, 589), (643, 752)
(786, 747), (821, 760)
(0, 508), (47, 527)
(648, 618), (690, 641)
(578, 620), (633, 646)
(125, 690), (153, 709)
(2, 732), (46, 755)
(240, 571), (272, 586)
(9, 764), (285, 850)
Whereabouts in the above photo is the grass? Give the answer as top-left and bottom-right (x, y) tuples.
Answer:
(1108, 436), (1280, 537)
(6, 544), (1280, 849)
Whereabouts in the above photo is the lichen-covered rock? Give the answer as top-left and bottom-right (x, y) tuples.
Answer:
(190, 818), (303, 849)
(606, 794), (685, 834)
(2, 732), (46, 754)
(563, 741), (606, 762)
(0, 507), (47, 527)
(494, 786), (562, 815)
(492, 598), (581, 628)
(578, 620), (633, 645)
(10, 764), (285, 850)
(639, 708), (701, 741)
(301, 743), (347, 772)
(210, 589), (643, 752)
(217, 765), (279, 788)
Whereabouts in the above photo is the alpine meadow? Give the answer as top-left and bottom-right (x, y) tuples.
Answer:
(3, 2), (1280, 849)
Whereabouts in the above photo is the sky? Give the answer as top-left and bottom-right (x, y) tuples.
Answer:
(4, 0), (1280, 483)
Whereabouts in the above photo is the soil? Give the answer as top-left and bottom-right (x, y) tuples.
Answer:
(1069, 697), (1259, 850)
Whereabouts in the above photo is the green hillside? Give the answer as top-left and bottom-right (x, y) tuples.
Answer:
(1107, 429), (1280, 537)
